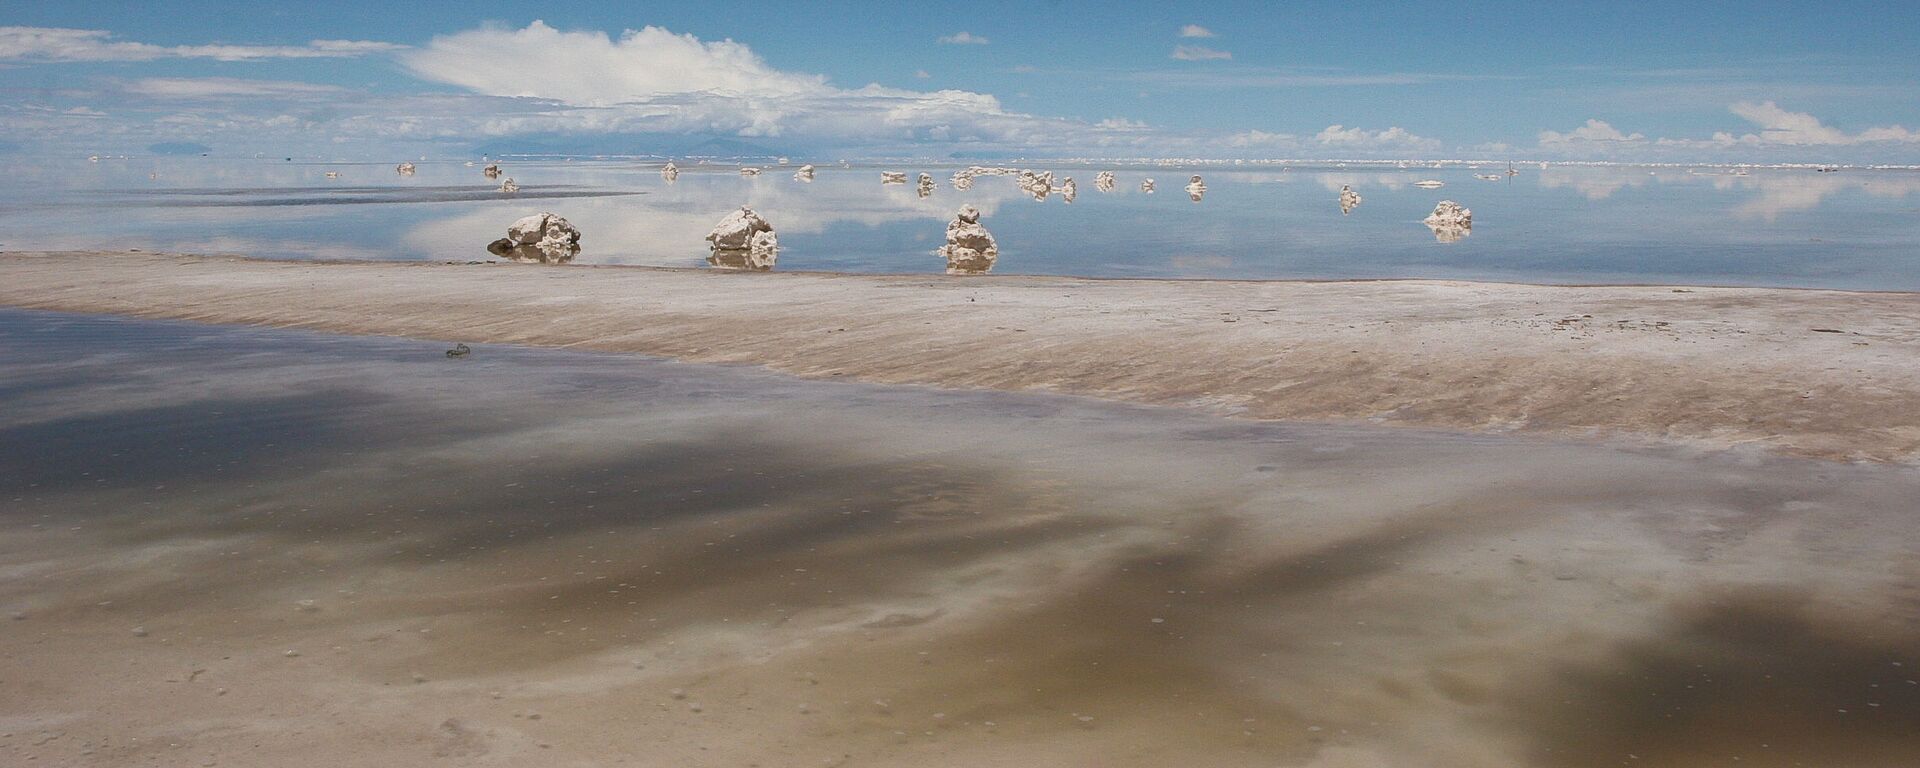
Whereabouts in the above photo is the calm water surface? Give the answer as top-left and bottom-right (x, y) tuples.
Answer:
(5, 157), (1919, 289)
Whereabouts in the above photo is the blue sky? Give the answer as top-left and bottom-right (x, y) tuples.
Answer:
(6, 1), (1920, 161)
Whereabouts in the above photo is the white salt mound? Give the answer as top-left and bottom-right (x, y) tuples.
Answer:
(1339, 185), (1363, 215)
(487, 212), (582, 264)
(1423, 200), (1472, 243)
(881, 171), (908, 184)
(936, 205), (998, 275)
(395, 162), (416, 176)
(1094, 171), (1116, 192)
(794, 164), (815, 181)
(1141, 178), (1155, 193)
(498, 178), (519, 194)
(661, 162), (680, 181)
(483, 163), (502, 179)
(706, 206), (779, 271)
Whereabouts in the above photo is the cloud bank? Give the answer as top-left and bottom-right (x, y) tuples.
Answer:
(0, 26), (402, 62)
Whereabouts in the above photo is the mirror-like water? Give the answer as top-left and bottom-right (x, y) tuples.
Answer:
(3, 309), (1918, 767)
(5, 158), (1920, 289)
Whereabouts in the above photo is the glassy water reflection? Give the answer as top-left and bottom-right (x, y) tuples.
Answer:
(5, 158), (1920, 289)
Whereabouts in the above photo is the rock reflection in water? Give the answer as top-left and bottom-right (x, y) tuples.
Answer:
(1339, 184), (1362, 214)
(1424, 199), (1472, 243)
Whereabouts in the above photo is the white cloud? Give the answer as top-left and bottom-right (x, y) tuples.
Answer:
(1179, 25), (1216, 38)
(1314, 125), (1440, 151)
(1227, 129), (1298, 148)
(1171, 45), (1232, 61)
(1538, 119), (1646, 146)
(1718, 101), (1919, 146)
(1095, 117), (1150, 131)
(389, 22), (1138, 150)
(124, 77), (347, 99)
(0, 26), (403, 62)
(938, 32), (989, 45)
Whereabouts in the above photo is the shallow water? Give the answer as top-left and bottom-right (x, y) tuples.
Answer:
(2, 309), (1917, 766)
(7, 158), (1920, 289)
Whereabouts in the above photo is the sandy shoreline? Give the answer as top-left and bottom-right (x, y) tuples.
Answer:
(3, 250), (1917, 462)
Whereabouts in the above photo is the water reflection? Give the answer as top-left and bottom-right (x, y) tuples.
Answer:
(1339, 184), (1362, 214)
(6, 159), (1920, 288)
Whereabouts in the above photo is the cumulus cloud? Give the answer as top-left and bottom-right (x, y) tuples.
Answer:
(1171, 45), (1232, 61)
(0, 26), (403, 62)
(392, 22), (1138, 149)
(1716, 101), (1919, 146)
(1314, 124), (1440, 151)
(1180, 25), (1216, 38)
(1538, 119), (1646, 146)
(1095, 117), (1150, 131)
(938, 32), (989, 45)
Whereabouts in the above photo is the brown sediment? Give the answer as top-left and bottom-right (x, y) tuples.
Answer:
(2, 250), (1918, 462)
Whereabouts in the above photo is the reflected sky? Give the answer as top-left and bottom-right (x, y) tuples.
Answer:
(5, 157), (1920, 289)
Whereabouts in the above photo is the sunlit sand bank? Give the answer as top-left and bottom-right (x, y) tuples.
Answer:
(3, 250), (1917, 461)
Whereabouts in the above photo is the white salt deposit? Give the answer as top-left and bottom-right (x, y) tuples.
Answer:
(881, 172), (908, 184)
(395, 162), (416, 176)
(935, 204), (998, 275)
(1094, 171), (1116, 192)
(498, 178), (519, 194)
(706, 206), (779, 271)
(1339, 185), (1363, 215)
(661, 162), (679, 182)
(486, 212), (582, 264)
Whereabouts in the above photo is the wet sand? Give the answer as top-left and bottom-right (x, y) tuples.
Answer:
(2, 309), (1917, 767)
(2, 251), (1918, 462)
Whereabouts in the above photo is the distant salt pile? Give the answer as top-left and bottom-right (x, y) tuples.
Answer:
(1413, 179), (1445, 189)
(918, 172), (935, 198)
(1474, 173), (1503, 181)
(740, 167), (762, 176)
(1058, 177), (1078, 203)
(499, 178), (519, 193)
(483, 163), (502, 179)
(395, 162), (416, 176)
(950, 165), (1019, 191)
(1017, 170), (1055, 201)
(1423, 200), (1472, 243)
(324, 171), (341, 179)
(661, 161), (679, 182)
(794, 164), (815, 181)
(881, 171), (908, 184)
(1141, 178), (1155, 193)
(486, 212), (581, 264)
(1339, 185), (1363, 215)
(936, 205), (998, 275)
(1185, 175), (1207, 202)
(1094, 171), (1116, 192)
(706, 206), (779, 270)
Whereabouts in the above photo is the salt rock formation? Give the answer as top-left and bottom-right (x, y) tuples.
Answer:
(324, 171), (341, 179)
(794, 164), (815, 181)
(1059, 177), (1077, 203)
(1185, 175), (1207, 202)
(1016, 170), (1056, 201)
(882, 171), (908, 184)
(950, 165), (1020, 191)
(740, 167), (762, 176)
(1141, 178), (1155, 193)
(1423, 200), (1472, 243)
(1339, 185), (1363, 215)
(486, 212), (582, 264)
(1412, 179), (1445, 189)
(483, 163), (502, 179)
(661, 162), (679, 182)
(706, 206), (779, 270)
(918, 173), (935, 198)
(499, 178), (519, 194)
(395, 162), (416, 176)
(1094, 171), (1116, 192)
(936, 205), (998, 275)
